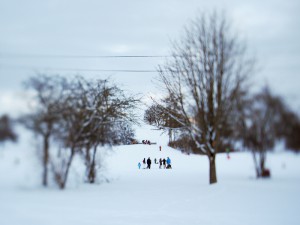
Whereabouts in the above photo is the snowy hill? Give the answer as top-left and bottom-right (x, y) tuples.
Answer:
(0, 127), (300, 225)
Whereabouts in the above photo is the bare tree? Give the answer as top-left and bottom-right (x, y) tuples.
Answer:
(112, 122), (135, 145)
(23, 75), (139, 188)
(144, 96), (184, 142)
(49, 77), (140, 187)
(22, 75), (67, 186)
(240, 87), (300, 177)
(78, 79), (139, 184)
(155, 12), (254, 184)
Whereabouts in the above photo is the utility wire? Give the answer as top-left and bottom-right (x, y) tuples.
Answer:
(0, 64), (160, 73)
(44, 68), (159, 73)
(0, 53), (171, 59)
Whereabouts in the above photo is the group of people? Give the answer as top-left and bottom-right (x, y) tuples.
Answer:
(142, 140), (151, 145)
(138, 157), (172, 169)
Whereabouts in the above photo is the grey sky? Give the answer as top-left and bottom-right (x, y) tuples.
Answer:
(0, 0), (299, 116)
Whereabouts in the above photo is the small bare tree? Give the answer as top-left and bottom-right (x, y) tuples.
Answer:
(77, 79), (139, 184)
(240, 87), (300, 177)
(144, 96), (184, 142)
(50, 77), (140, 187)
(155, 11), (254, 184)
(23, 75), (139, 189)
(22, 75), (67, 186)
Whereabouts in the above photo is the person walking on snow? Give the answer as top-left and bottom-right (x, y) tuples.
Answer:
(147, 157), (152, 169)
(166, 157), (172, 169)
(162, 158), (166, 169)
(142, 158), (146, 168)
(226, 147), (230, 160)
(159, 146), (162, 151)
(159, 158), (162, 169)
(138, 162), (141, 169)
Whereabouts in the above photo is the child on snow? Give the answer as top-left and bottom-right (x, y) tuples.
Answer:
(166, 157), (172, 169)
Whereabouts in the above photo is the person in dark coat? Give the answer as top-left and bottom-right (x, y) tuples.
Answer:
(159, 158), (162, 169)
(162, 158), (166, 169)
(147, 157), (152, 169)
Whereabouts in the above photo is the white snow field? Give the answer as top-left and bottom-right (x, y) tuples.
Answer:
(0, 128), (300, 225)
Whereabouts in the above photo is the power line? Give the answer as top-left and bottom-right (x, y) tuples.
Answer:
(0, 64), (160, 73)
(45, 68), (159, 73)
(0, 53), (171, 59)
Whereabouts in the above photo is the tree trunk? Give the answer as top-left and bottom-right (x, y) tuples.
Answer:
(88, 146), (97, 183)
(252, 151), (260, 178)
(168, 129), (172, 142)
(208, 154), (217, 184)
(259, 152), (265, 173)
(85, 145), (91, 165)
(259, 151), (268, 177)
(60, 148), (75, 189)
(42, 134), (50, 186)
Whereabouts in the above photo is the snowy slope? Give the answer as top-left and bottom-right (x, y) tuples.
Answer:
(0, 127), (300, 225)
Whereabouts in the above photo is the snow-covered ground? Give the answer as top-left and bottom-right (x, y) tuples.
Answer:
(0, 127), (300, 225)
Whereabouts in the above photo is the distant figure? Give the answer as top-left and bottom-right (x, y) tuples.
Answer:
(147, 157), (152, 169)
(154, 158), (157, 164)
(159, 158), (162, 169)
(159, 146), (162, 151)
(166, 157), (172, 169)
(138, 162), (141, 169)
(143, 158), (146, 168)
(162, 158), (166, 169)
(226, 148), (230, 160)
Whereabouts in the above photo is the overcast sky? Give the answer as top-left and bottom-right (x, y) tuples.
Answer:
(0, 0), (299, 116)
